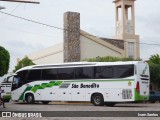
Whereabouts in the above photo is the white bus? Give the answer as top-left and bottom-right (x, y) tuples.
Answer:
(11, 61), (150, 106)
(0, 74), (12, 102)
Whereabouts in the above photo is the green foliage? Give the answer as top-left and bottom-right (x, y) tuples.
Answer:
(148, 54), (160, 89)
(149, 54), (160, 64)
(13, 56), (35, 73)
(0, 46), (10, 77)
(83, 56), (140, 62)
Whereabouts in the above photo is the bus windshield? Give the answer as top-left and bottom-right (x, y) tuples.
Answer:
(137, 62), (149, 76)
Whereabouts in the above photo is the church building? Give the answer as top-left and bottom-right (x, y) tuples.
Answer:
(22, 0), (140, 64)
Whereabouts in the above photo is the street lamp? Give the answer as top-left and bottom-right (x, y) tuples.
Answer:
(0, 6), (5, 10)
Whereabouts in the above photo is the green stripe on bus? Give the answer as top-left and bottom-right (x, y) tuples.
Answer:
(19, 86), (33, 100)
(46, 81), (56, 87)
(39, 83), (48, 89)
(18, 81), (63, 100)
(54, 81), (63, 86)
(31, 85), (40, 93)
(134, 89), (149, 101)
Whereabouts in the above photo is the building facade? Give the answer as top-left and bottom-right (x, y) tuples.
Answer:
(21, 0), (139, 65)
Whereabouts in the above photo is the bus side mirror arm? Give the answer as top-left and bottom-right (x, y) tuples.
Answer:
(12, 73), (17, 76)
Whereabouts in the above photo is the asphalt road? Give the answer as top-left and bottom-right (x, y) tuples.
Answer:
(0, 102), (160, 120)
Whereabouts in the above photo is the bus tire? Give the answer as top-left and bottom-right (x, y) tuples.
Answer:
(25, 94), (35, 104)
(149, 100), (156, 103)
(91, 93), (104, 106)
(42, 101), (50, 104)
(105, 102), (116, 107)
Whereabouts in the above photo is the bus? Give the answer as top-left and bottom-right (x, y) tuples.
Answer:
(11, 61), (150, 106)
(0, 74), (12, 102)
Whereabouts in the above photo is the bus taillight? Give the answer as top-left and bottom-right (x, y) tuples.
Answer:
(136, 81), (140, 93)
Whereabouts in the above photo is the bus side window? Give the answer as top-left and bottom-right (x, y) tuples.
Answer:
(2, 78), (7, 83)
(12, 70), (28, 89)
(95, 66), (113, 79)
(12, 76), (20, 91)
(75, 67), (83, 79)
(113, 65), (134, 78)
(7, 76), (13, 83)
(13, 76), (20, 87)
(58, 68), (74, 80)
(27, 70), (41, 81)
(42, 69), (58, 80)
(75, 67), (94, 79)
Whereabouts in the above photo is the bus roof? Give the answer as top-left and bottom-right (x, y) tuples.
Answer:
(16, 61), (147, 73)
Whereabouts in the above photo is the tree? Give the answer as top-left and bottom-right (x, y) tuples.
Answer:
(0, 46), (10, 77)
(149, 54), (160, 64)
(13, 56), (35, 72)
(83, 56), (140, 62)
(148, 54), (160, 89)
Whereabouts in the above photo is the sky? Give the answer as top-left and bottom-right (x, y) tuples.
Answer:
(0, 0), (160, 73)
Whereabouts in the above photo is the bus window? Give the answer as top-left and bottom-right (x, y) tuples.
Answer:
(75, 67), (94, 79)
(27, 70), (41, 81)
(114, 65), (134, 78)
(7, 76), (13, 83)
(95, 66), (113, 79)
(12, 75), (20, 91)
(137, 63), (149, 75)
(2, 78), (7, 83)
(42, 69), (58, 80)
(13, 76), (19, 87)
(12, 70), (28, 91)
(58, 68), (74, 80)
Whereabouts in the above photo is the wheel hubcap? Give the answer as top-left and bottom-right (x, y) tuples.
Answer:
(94, 96), (101, 104)
(28, 96), (32, 102)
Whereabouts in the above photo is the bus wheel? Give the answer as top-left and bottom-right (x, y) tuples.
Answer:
(25, 94), (35, 104)
(42, 101), (50, 104)
(150, 100), (156, 103)
(105, 102), (116, 107)
(91, 93), (104, 106)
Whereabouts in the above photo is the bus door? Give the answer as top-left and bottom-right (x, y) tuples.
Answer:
(11, 71), (28, 101)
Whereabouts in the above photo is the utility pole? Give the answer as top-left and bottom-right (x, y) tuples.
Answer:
(0, 0), (39, 4)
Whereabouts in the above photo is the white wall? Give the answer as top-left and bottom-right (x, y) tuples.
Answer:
(27, 43), (63, 64)
(80, 35), (122, 60)
(25, 33), (123, 65)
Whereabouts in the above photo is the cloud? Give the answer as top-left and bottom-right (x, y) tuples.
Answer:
(140, 36), (160, 60)
(1, 38), (46, 72)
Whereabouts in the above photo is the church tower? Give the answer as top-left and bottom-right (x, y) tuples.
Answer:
(113, 0), (140, 59)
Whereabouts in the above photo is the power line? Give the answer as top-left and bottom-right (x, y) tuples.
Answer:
(0, 25), (58, 39)
(0, 10), (64, 30)
(139, 42), (160, 46)
(0, 4), (20, 21)
(0, 10), (160, 47)
(0, 0), (40, 4)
